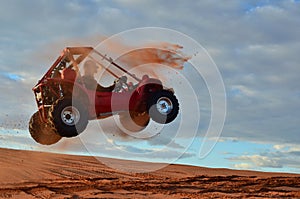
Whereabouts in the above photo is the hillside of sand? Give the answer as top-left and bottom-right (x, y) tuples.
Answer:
(0, 148), (299, 198)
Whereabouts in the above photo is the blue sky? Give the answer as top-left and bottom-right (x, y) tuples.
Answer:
(0, 0), (300, 173)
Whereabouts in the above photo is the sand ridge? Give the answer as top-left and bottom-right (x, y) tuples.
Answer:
(0, 148), (299, 198)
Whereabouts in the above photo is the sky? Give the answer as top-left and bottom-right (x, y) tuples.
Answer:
(0, 0), (300, 173)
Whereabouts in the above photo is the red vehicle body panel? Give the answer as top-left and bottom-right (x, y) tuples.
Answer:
(32, 47), (163, 123)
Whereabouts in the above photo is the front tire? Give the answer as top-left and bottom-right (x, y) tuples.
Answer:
(49, 98), (88, 137)
(147, 90), (179, 124)
(29, 111), (62, 145)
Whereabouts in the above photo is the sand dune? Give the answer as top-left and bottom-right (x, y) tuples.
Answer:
(0, 148), (299, 198)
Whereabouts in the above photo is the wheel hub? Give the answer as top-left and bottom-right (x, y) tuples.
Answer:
(61, 106), (80, 126)
(156, 97), (173, 115)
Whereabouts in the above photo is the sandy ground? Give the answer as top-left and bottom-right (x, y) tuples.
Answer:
(0, 148), (299, 198)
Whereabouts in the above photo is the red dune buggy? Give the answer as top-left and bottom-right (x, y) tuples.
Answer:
(29, 47), (179, 145)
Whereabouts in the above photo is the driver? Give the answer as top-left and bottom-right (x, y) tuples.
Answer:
(82, 60), (116, 92)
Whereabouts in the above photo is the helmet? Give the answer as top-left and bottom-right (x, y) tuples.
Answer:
(84, 60), (99, 70)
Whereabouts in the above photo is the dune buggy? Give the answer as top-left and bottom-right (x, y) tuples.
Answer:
(29, 47), (179, 145)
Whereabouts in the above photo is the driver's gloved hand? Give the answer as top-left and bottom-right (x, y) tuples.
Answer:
(114, 78), (122, 89)
(113, 76), (127, 91)
(119, 76), (127, 83)
(115, 81), (122, 88)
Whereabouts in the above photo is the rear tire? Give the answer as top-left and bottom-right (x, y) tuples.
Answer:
(147, 90), (179, 124)
(49, 98), (88, 137)
(29, 111), (62, 145)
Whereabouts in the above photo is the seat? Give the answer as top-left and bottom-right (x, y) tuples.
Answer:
(61, 68), (77, 82)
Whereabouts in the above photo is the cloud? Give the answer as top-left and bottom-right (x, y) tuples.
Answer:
(146, 132), (185, 149)
(228, 143), (300, 171)
(229, 154), (282, 168)
(90, 138), (193, 161)
(234, 163), (253, 170)
(0, 1), (300, 172)
(273, 144), (287, 150)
